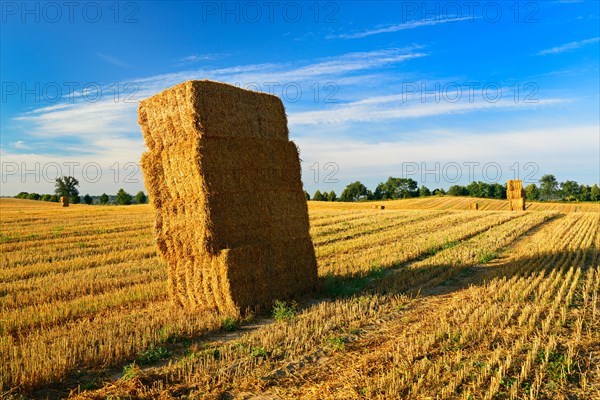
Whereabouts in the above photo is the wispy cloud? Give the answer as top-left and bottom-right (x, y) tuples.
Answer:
(536, 37), (600, 55)
(9, 140), (31, 150)
(331, 17), (473, 39)
(174, 53), (228, 66)
(97, 53), (130, 67)
(8, 47), (427, 153)
(289, 93), (568, 125)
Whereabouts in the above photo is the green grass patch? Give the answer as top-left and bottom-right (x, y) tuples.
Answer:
(136, 345), (169, 365)
(272, 300), (298, 322)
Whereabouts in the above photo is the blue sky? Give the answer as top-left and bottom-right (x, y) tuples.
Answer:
(1, 0), (599, 196)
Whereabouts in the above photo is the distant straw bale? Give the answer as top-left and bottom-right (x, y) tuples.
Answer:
(507, 180), (526, 211)
(138, 80), (318, 314)
(470, 202), (479, 211)
(60, 196), (69, 207)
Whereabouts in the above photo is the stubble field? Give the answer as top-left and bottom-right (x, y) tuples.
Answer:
(1, 197), (598, 399)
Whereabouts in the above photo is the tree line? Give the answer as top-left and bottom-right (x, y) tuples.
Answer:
(14, 174), (600, 205)
(308, 174), (600, 202)
(14, 176), (147, 205)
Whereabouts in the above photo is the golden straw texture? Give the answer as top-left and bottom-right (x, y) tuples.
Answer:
(138, 80), (317, 314)
(507, 180), (526, 211)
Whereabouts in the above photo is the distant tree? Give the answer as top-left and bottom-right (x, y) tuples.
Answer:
(340, 181), (368, 202)
(135, 191), (147, 204)
(55, 176), (80, 204)
(375, 177), (418, 199)
(467, 181), (492, 198)
(15, 192), (29, 199)
(27, 193), (40, 200)
(83, 194), (93, 205)
(313, 190), (325, 201)
(560, 180), (580, 199)
(115, 189), (132, 205)
(490, 183), (506, 199)
(432, 188), (445, 196)
(304, 191), (310, 200)
(466, 181), (479, 197)
(40, 194), (52, 201)
(49, 195), (59, 202)
(372, 185), (385, 200)
(525, 184), (540, 201)
(327, 191), (337, 201)
(447, 185), (468, 196)
(591, 184), (600, 202)
(419, 185), (431, 197)
(99, 193), (110, 205)
(579, 185), (591, 202)
(539, 174), (558, 200)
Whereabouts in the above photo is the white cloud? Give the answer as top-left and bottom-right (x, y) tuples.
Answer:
(14, 101), (139, 137)
(174, 53), (228, 66)
(332, 17), (474, 39)
(296, 125), (599, 187)
(10, 140), (31, 149)
(96, 53), (130, 68)
(4, 47), (427, 164)
(289, 93), (569, 125)
(537, 37), (600, 55)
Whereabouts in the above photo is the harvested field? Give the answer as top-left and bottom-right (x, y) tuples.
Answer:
(0, 197), (598, 399)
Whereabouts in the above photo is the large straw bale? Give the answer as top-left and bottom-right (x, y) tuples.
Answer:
(139, 80), (317, 314)
(60, 196), (69, 207)
(507, 180), (526, 211)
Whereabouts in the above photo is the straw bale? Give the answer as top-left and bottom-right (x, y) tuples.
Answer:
(60, 196), (69, 207)
(470, 202), (479, 210)
(506, 180), (526, 211)
(139, 80), (317, 313)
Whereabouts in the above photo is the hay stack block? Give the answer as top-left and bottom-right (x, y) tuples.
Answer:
(138, 80), (318, 314)
(60, 196), (69, 207)
(373, 205), (385, 210)
(470, 202), (479, 210)
(507, 180), (526, 211)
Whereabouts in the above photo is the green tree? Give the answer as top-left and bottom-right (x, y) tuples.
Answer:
(590, 184), (600, 202)
(466, 181), (492, 198)
(419, 185), (431, 197)
(525, 184), (540, 201)
(579, 185), (591, 202)
(115, 189), (132, 205)
(99, 193), (110, 204)
(432, 188), (445, 196)
(490, 183), (506, 199)
(27, 193), (40, 200)
(340, 181), (368, 202)
(15, 192), (29, 199)
(375, 177), (418, 199)
(55, 176), (80, 204)
(327, 191), (337, 201)
(49, 195), (59, 202)
(560, 180), (580, 200)
(304, 191), (310, 200)
(40, 194), (52, 201)
(539, 174), (558, 200)
(313, 190), (325, 201)
(83, 194), (93, 205)
(447, 185), (468, 196)
(135, 191), (147, 204)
